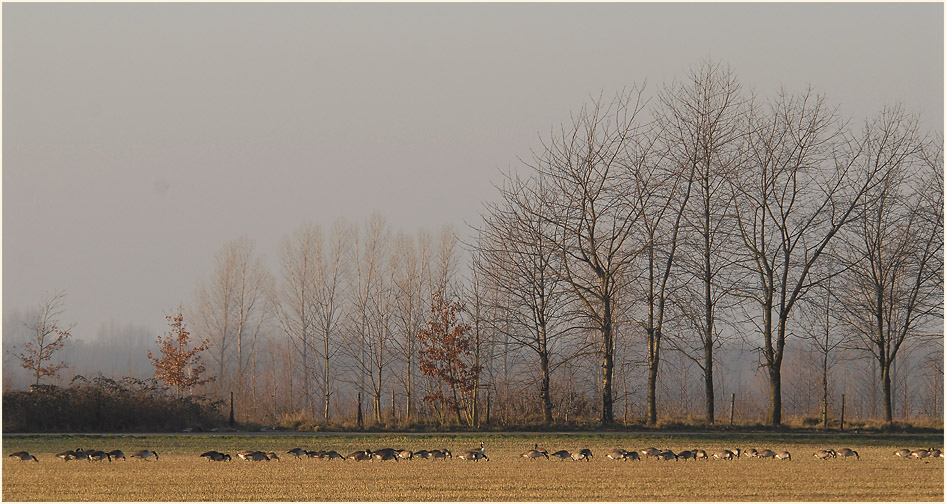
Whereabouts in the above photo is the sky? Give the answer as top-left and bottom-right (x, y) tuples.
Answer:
(3, 2), (943, 340)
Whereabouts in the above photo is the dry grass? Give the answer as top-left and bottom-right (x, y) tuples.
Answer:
(3, 433), (943, 501)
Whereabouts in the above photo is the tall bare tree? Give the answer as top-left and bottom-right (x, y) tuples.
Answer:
(12, 290), (75, 386)
(657, 60), (745, 424)
(193, 237), (272, 405)
(836, 106), (942, 423)
(312, 221), (349, 420)
(529, 87), (649, 425)
(732, 88), (881, 426)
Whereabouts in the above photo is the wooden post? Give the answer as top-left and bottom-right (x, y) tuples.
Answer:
(229, 391), (235, 427)
(730, 393), (736, 426)
(357, 392), (363, 429)
(840, 394), (845, 432)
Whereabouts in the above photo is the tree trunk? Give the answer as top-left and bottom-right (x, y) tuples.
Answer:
(704, 342), (714, 424)
(821, 350), (829, 428)
(601, 297), (615, 425)
(882, 363), (893, 423)
(767, 366), (782, 426)
(540, 351), (553, 424)
(647, 342), (658, 425)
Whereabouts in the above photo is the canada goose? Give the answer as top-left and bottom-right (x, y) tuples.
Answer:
(641, 447), (661, 459)
(307, 450), (325, 458)
(240, 451), (270, 461)
(694, 450), (708, 460)
(533, 443), (548, 455)
(911, 449), (931, 460)
(657, 450), (678, 461)
(57, 449), (91, 462)
(373, 451), (399, 462)
(550, 450), (571, 460)
(929, 449), (941, 459)
(744, 448), (758, 458)
(88, 450), (112, 462)
(677, 450), (695, 461)
(373, 448), (398, 459)
(264, 452), (279, 461)
(9, 451), (38, 462)
(430, 449), (448, 460)
(577, 448), (593, 460)
(710, 449), (727, 461)
(470, 442), (486, 454)
(200, 451), (231, 462)
(457, 450), (488, 462)
(107, 450), (126, 461)
(836, 448), (859, 460)
(775, 451), (792, 461)
(606, 448), (629, 460)
(713, 450), (734, 460)
(131, 450), (158, 461)
(322, 450), (343, 460)
(624, 451), (641, 461)
(397, 449), (413, 460)
(732, 448), (742, 459)
(346, 449), (372, 461)
(894, 448), (912, 458)
(414, 450), (431, 459)
(813, 449), (834, 460)
(757, 449), (776, 459)
(288, 448), (308, 458)
(521, 448), (549, 460)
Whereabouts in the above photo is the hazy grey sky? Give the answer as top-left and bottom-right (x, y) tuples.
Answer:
(3, 3), (943, 339)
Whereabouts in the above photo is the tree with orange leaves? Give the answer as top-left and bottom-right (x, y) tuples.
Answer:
(148, 311), (213, 399)
(12, 290), (75, 386)
(417, 290), (480, 426)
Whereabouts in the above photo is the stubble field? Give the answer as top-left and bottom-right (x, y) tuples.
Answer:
(2, 432), (943, 501)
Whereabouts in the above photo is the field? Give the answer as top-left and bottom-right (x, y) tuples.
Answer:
(2, 432), (943, 501)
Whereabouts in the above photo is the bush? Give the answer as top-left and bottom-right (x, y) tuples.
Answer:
(2, 375), (225, 433)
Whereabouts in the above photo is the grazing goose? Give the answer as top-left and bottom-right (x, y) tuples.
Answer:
(430, 449), (449, 461)
(200, 451), (231, 462)
(929, 449), (941, 459)
(346, 450), (372, 461)
(775, 451), (792, 461)
(640, 447), (661, 459)
(625, 451), (641, 461)
(88, 450), (112, 462)
(521, 448), (549, 460)
(9, 451), (38, 462)
(657, 450), (678, 461)
(694, 449), (708, 460)
(813, 449), (835, 460)
(457, 449), (488, 462)
(732, 448), (742, 459)
(576, 448), (593, 461)
(131, 450), (159, 461)
(550, 450), (571, 461)
(744, 448), (758, 458)
(265, 452), (279, 461)
(757, 449), (776, 459)
(677, 450), (695, 461)
(288, 448), (308, 458)
(911, 449), (931, 460)
(241, 451), (270, 461)
(413, 450), (431, 459)
(373, 448), (398, 459)
(713, 450), (734, 461)
(836, 448), (859, 460)
(606, 448), (629, 461)
(107, 450), (126, 461)
(397, 449), (413, 460)
(307, 450), (326, 458)
(373, 451), (399, 462)
(322, 450), (343, 460)
(894, 448), (912, 458)
(57, 449), (91, 462)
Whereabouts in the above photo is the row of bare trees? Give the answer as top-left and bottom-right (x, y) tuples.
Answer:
(473, 60), (942, 426)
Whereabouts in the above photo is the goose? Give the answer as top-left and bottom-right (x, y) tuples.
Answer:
(9, 451), (38, 462)
(677, 450), (696, 461)
(200, 451), (231, 462)
(606, 448), (629, 461)
(470, 442), (486, 454)
(521, 448), (549, 460)
(322, 450), (343, 460)
(657, 450), (678, 461)
(457, 449), (488, 462)
(265, 452), (280, 461)
(929, 449), (941, 459)
(373, 448), (398, 459)
(88, 450), (112, 462)
(107, 450), (126, 461)
(307, 450), (326, 458)
(240, 451), (270, 461)
(894, 448), (912, 458)
(694, 449), (708, 460)
(373, 451), (399, 462)
(430, 449), (448, 460)
(346, 449), (372, 461)
(57, 449), (91, 462)
(131, 450), (158, 461)
(397, 449), (413, 460)
(641, 447), (661, 459)
(757, 449), (776, 459)
(413, 450), (431, 459)
(732, 448), (742, 459)
(911, 449), (931, 460)
(744, 448), (758, 458)
(577, 448), (593, 460)
(813, 449), (834, 460)
(713, 450), (734, 461)
(288, 448), (308, 458)
(624, 451), (641, 461)
(438, 448), (453, 459)
(550, 450), (571, 461)
(775, 451), (792, 461)
(836, 448), (859, 460)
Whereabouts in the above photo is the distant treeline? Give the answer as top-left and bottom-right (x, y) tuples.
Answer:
(2, 375), (224, 433)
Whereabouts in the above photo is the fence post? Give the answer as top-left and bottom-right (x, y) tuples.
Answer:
(357, 392), (363, 430)
(840, 394), (845, 432)
(229, 391), (235, 427)
(730, 393), (736, 426)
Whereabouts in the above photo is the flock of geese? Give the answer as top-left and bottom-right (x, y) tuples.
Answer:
(7, 443), (944, 464)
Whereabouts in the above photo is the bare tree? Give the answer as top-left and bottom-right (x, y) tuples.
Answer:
(529, 87), (649, 425)
(657, 60), (745, 424)
(12, 290), (75, 386)
(732, 87), (879, 426)
(836, 106), (942, 423)
(796, 273), (848, 427)
(193, 237), (272, 406)
(312, 221), (349, 420)
(389, 231), (431, 421)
